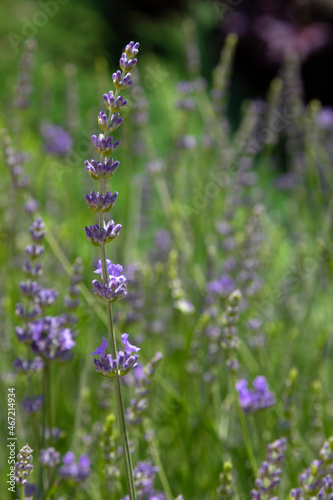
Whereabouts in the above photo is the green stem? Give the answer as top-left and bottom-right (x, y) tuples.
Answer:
(39, 362), (49, 497)
(98, 243), (137, 500)
(231, 374), (257, 476)
(97, 164), (136, 500)
(20, 483), (25, 500)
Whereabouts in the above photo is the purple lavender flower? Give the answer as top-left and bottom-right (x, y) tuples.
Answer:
(41, 123), (73, 156)
(30, 316), (76, 360)
(15, 444), (34, 486)
(103, 91), (128, 112)
(207, 275), (235, 297)
(30, 217), (45, 242)
(22, 395), (44, 414)
(316, 107), (333, 130)
(58, 452), (91, 483)
(15, 303), (41, 321)
(91, 334), (140, 378)
(236, 376), (275, 413)
(92, 134), (120, 156)
(24, 198), (38, 214)
(85, 158), (119, 180)
(84, 221), (122, 246)
(290, 437), (333, 497)
(119, 52), (138, 72)
(121, 461), (166, 500)
(13, 356), (44, 374)
(177, 135), (197, 149)
(83, 42), (140, 498)
(92, 259), (127, 303)
(112, 70), (133, 89)
(125, 41), (140, 58)
(251, 437), (287, 499)
(36, 287), (59, 308)
(40, 448), (60, 468)
(84, 191), (118, 213)
(1, 130), (31, 190)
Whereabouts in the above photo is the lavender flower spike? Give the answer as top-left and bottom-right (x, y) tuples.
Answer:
(251, 437), (287, 499)
(15, 444), (34, 486)
(91, 335), (140, 378)
(92, 260), (127, 303)
(58, 452), (91, 483)
(40, 447), (60, 468)
(84, 221), (122, 246)
(85, 158), (119, 180)
(236, 376), (275, 414)
(83, 41), (139, 500)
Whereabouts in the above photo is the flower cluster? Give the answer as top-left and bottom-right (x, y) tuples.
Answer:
(58, 451), (91, 483)
(40, 447), (61, 468)
(206, 274), (235, 298)
(290, 437), (333, 498)
(84, 41), (140, 499)
(22, 395), (44, 414)
(1, 129), (32, 194)
(92, 259), (127, 303)
(126, 352), (163, 425)
(91, 335), (140, 378)
(13, 356), (44, 374)
(121, 461), (166, 500)
(251, 437), (287, 499)
(221, 289), (242, 373)
(84, 45), (139, 306)
(15, 444), (34, 486)
(14, 218), (76, 392)
(217, 461), (234, 500)
(236, 376), (275, 414)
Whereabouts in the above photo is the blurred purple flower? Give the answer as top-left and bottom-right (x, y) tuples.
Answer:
(58, 452), (91, 482)
(236, 376), (275, 413)
(41, 122), (73, 156)
(207, 275), (235, 297)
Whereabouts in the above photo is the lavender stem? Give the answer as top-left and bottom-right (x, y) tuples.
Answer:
(231, 374), (258, 476)
(97, 180), (137, 499)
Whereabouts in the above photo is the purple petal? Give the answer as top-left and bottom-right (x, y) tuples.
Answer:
(121, 333), (140, 355)
(91, 337), (108, 358)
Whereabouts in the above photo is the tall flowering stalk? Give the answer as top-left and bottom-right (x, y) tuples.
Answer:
(251, 437), (287, 499)
(84, 41), (140, 500)
(15, 444), (34, 500)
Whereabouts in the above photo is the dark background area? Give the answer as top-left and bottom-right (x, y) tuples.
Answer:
(90, 0), (333, 105)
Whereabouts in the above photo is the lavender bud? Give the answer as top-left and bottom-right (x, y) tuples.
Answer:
(85, 158), (119, 180)
(91, 134), (120, 156)
(125, 41), (140, 58)
(15, 444), (34, 486)
(84, 191), (118, 213)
